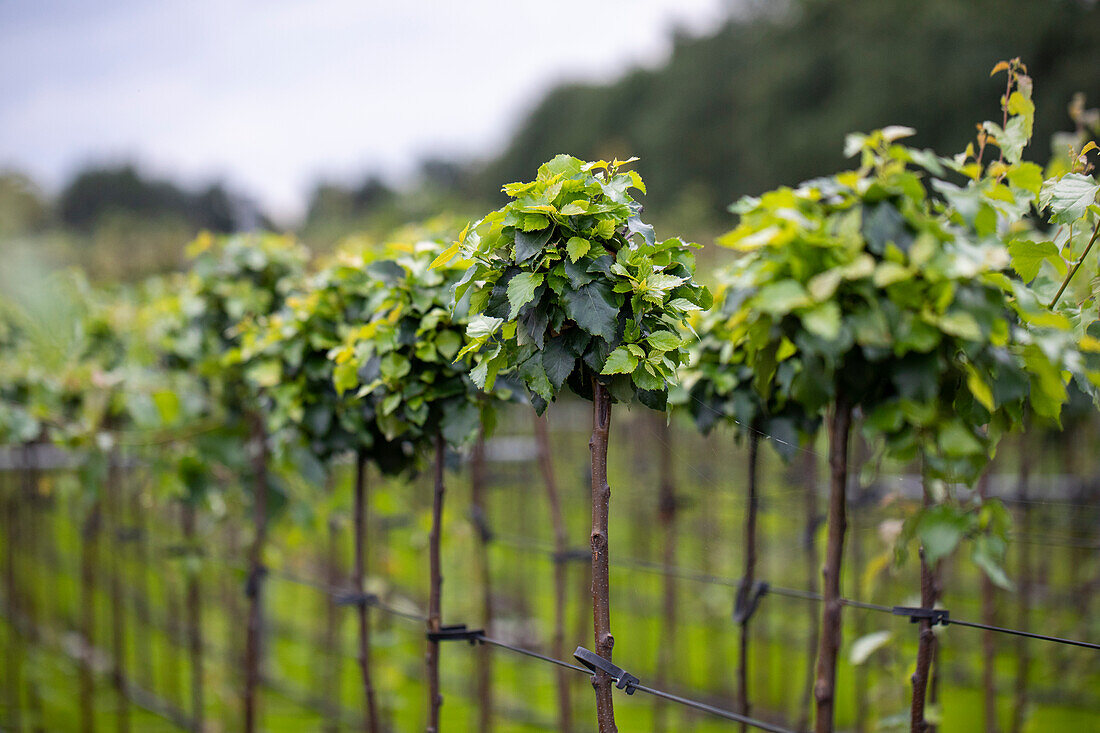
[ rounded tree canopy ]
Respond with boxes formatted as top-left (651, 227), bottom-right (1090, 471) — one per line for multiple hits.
top-left (438, 154), bottom-right (712, 414)
top-left (717, 128), bottom-right (1085, 483)
top-left (325, 235), bottom-right (511, 458)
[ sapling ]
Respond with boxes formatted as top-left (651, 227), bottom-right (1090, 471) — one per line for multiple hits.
top-left (331, 239), bottom-right (508, 732)
top-left (437, 154), bottom-right (710, 732)
top-left (717, 121), bottom-right (1082, 731)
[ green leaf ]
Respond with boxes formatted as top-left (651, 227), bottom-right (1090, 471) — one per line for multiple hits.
top-left (645, 331), bottom-right (681, 352)
top-left (542, 337), bottom-right (575, 389)
top-left (152, 390), bottom-right (181, 424)
top-left (522, 213), bottom-right (549, 231)
top-left (1007, 162), bottom-right (1044, 196)
top-left (429, 240), bottom-right (461, 269)
top-left (755, 280), bottom-right (810, 315)
top-left (1039, 173), bottom-right (1100, 224)
top-left (916, 505), bottom-right (971, 564)
top-left (506, 272), bottom-right (544, 318)
top-left (602, 346), bottom-right (638, 375)
top-left (801, 302), bottom-right (841, 339)
top-left (560, 201), bottom-right (588, 216)
top-left (1008, 239), bottom-right (1062, 282)
top-left (562, 283), bottom-right (620, 342)
top-left (566, 237), bottom-right (591, 263)
top-left (334, 360), bottom-right (358, 396)
top-left (514, 226), bottom-right (554, 264)
top-left (467, 315), bottom-right (503, 339)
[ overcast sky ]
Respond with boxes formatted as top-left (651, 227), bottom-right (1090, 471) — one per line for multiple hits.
top-left (0, 0), bottom-right (732, 221)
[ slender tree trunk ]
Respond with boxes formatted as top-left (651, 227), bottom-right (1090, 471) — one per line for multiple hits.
top-left (323, 515), bottom-right (342, 733)
top-left (534, 413), bottom-right (573, 733)
top-left (910, 470), bottom-right (941, 733)
top-left (243, 412), bottom-right (269, 733)
top-left (81, 496), bottom-right (102, 733)
top-left (653, 416), bottom-right (676, 733)
top-left (426, 433), bottom-right (446, 732)
top-left (850, 485), bottom-right (867, 733)
top-left (737, 431), bottom-right (761, 732)
top-left (813, 398), bottom-right (851, 733)
top-left (4, 456), bottom-right (24, 731)
top-left (107, 455), bottom-right (131, 733)
top-left (798, 449), bottom-right (820, 732)
top-left (165, 503), bottom-right (183, 709)
top-left (20, 446), bottom-right (45, 731)
top-left (130, 475), bottom-right (154, 693)
top-left (588, 379), bottom-right (617, 733)
top-left (469, 429), bottom-right (494, 732)
top-left (1010, 436), bottom-right (1033, 733)
top-left (353, 451), bottom-right (381, 733)
top-left (182, 501), bottom-right (204, 731)
top-left (977, 471), bottom-right (997, 733)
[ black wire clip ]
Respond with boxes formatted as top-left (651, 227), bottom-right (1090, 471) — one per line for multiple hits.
top-left (427, 624), bottom-right (484, 645)
top-left (573, 647), bottom-right (639, 695)
top-left (892, 606), bottom-right (950, 626)
top-left (244, 564), bottom-right (268, 599)
top-left (734, 580), bottom-right (770, 625)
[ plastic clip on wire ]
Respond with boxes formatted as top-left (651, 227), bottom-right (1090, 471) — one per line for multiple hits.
top-left (893, 606), bottom-right (950, 626)
top-left (427, 623), bottom-right (485, 645)
top-left (573, 646), bottom-right (640, 694)
top-left (734, 580), bottom-right (770, 624)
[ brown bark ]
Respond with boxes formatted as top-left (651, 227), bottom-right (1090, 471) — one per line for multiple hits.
top-left (909, 472), bottom-right (940, 733)
top-left (589, 379), bottom-right (617, 733)
top-left (426, 433), bottom-right (446, 732)
top-left (977, 471), bottom-right (997, 733)
top-left (653, 416), bottom-right (676, 733)
top-left (1010, 435), bottom-right (1033, 733)
top-left (243, 412), bottom-right (269, 733)
top-left (353, 451), bottom-right (381, 733)
top-left (737, 431), bottom-right (761, 732)
top-left (80, 497), bottom-right (102, 733)
top-left (534, 413), bottom-right (573, 733)
top-left (323, 516), bottom-right (342, 733)
top-left (798, 449), bottom-right (820, 732)
top-left (107, 456), bottom-right (131, 733)
top-left (182, 501), bottom-right (204, 731)
top-left (469, 429), bottom-right (494, 732)
top-left (5, 457), bottom-right (24, 731)
top-left (813, 398), bottom-right (851, 733)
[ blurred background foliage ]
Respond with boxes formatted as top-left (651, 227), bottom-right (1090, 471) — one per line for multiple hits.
top-left (3, 0), bottom-right (1100, 280)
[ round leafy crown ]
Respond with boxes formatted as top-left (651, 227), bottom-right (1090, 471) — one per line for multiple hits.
top-left (436, 154), bottom-right (712, 413)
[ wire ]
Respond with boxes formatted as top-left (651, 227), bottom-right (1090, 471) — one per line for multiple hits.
top-left (473, 631), bottom-right (798, 733)
top-left (947, 618), bottom-right (1100, 651)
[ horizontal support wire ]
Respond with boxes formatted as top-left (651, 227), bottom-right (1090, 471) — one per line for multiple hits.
top-left (493, 534), bottom-right (1099, 651)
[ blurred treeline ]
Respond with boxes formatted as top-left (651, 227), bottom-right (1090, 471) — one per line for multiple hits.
top-left (4, 0), bottom-right (1100, 280)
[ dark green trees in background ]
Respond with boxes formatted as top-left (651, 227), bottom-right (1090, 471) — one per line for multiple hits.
top-left (482, 0), bottom-right (1100, 227)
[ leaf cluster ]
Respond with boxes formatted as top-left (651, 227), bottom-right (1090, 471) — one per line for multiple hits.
top-left (440, 154), bottom-right (711, 413)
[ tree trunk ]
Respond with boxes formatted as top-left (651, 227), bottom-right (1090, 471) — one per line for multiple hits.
top-left (798, 449), bottom-right (820, 732)
top-left (81, 497), bottom-right (102, 733)
top-left (469, 430), bottom-right (494, 732)
top-left (130, 474), bottom-right (154, 693)
top-left (182, 501), bottom-right (204, 731)
top-left (426, 433), bottom-right (446, 732)
top-left (323, 515), bottom-right (342, 733)
top-left (534, 413), bottom-right (573, 733)
top-left (977, 471), bottom-right (997, 733)
top-left (353, 451), bottom-right (381, 733)
top-left (1010, 436), bottom-right (1033, 733)
top-left (4, 455), bottom-right (24, 731)
top-left (243, 412), bottom-right (269, 733)
top-left (588, 379), bottom-right (617, 733)
top-left (909, 471), bottom-right (941, 733)
top-left (737, 431), bottom-right (761, 732)
top-left (653, 416), bottom-right (676, 733)
top-left (20, 445), bottom-right (46, 731)
top-left (813, 398), bottom-right (851, 733)
top-left (107, 455), bottom-right (131, 733)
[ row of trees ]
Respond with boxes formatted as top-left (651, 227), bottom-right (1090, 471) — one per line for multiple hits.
top-left (2, 62), bottom-right (1099, 732)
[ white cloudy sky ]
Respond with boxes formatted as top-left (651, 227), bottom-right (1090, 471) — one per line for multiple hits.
top-left (0, 0), bottom-right (732, 220)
